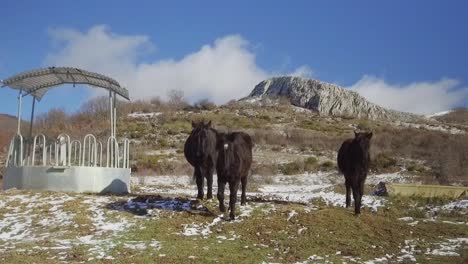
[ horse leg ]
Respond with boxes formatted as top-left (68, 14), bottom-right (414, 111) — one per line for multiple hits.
top-left (345, 177), bottom-right (351, 208)
top-left (195, 167), bottom-right (204, 200)
top-left (206, 166), bottom-right (214, 199)
top-left (352, 185), bottom-right (361, 215)
top-left (241, 176), bottom-right (247, 206)
top-left (345, 176), bottom-right (351, 208)
top-left (359, 178), bottom-right (365, 212)
top-left (229, 180), bottom-right (240, 220)
top-left (217, 180), bottom-right (226, 213)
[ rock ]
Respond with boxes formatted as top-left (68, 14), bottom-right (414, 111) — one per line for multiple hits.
top-left (242, 76), bottom-right (421, 121)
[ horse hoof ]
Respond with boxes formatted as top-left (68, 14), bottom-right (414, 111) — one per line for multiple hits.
top-left (241, 202), bottom-right (246, 206)
top-left (207, 195), bottom-right (213, 200)
top-left (220, 206), bottom-right (226, 213)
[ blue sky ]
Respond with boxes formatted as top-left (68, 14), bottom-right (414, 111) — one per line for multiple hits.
top-left (1, 0), bottom-right (467, 116)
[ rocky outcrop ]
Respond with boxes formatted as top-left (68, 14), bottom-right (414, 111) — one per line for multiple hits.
top-left (242, 76), bottom-right (421, 121)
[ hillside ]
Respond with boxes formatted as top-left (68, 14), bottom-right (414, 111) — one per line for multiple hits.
top-left (0, 114), bottom-right (18, 149)
top-left (1, 96), bottom-right (467, 186)
top-left (123, 102), bottom-right (468, 185)
top-left (1, 98), bottom-right (467, 262)
top-left (242, 76), bottom-right (421, 121)
top-left (0, 114), bottom-right (19, 179)
top-left (433, 107), bottom-right (468, 126)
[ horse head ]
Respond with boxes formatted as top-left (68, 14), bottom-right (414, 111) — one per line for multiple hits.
top-left (190, 120), bottom-right (213, 157)
top-left (353, 131), bottom-right (373, 151)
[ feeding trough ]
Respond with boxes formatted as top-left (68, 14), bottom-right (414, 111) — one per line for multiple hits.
top-left (1, 67), bottom-right (131, 194)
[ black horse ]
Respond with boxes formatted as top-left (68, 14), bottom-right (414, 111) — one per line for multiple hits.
top-left (337, 131), bottom-right (373, 215)
top-left (216, 132), bottom-right (253, 220)
top-left (184, 120), bottom-right (218, 200)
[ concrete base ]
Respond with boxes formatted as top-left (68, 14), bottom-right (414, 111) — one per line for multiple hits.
top-left (3, 166), bottom-right (131, 194)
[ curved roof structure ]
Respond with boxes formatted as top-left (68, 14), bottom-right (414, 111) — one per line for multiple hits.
top-left (0, 67), bottom-right (130, 101)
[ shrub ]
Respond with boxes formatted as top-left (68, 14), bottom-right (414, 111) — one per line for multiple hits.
top-left (304, 156), bottom-right (319, 172)
top-left (320, 161), bottom-right (335, 171)
top-left (357, 120), bottom-right (372, 131)
top-left (252, 163), bottom-right (278, 176)
top-left (372, 152), bottom-right (398, 172)
top-left (407, 163), bottom-right (427, 174)
top-left (162, 121), bottom-right (191, 135)
top-left (279, 160), bottom-right (304, 175)
top-left (167, 89), bottom-right (189, 110)
top-left (194, 99), bottom-right (217, 111)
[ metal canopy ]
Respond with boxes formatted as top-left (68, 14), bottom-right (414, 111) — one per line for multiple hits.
top-left (0, 67), bottom-right (130, 101)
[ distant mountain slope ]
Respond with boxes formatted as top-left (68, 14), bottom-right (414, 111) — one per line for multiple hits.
top-left (0, 114), bottom-right (18, 132)
top-left (242, 76), bottom-right (421, 121)
top-left (0, 114), bottom-right (18, 151)
top-left (432, 107), bottom-right (468, 126)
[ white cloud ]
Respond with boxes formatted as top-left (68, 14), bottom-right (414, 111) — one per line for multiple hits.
top-left (46, 25), bottom-right (467, 114)
top-left (348, 75), bottom-right (468, 115)
top-left (289, 65), bottom-right (314, 78)
top-left (45, 25), bottom-right (308, 104)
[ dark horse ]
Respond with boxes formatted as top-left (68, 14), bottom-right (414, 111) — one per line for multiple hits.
top-left (184, 120), bottom-right (218, 199)
top-left (337, 131), bottom-right (373, 215)
top-left (216, 132), bottom-right (253, 220)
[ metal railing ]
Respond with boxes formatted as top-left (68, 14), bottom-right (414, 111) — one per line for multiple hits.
top-left (6, 134), bottom-right (24, 167)
top-left (5, 133), bottom-right (130, 169)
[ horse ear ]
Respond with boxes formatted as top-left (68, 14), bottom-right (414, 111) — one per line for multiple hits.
top-left (192, 120), bottom-right (196, 128)
top-left (367, 132), bottom-right (373, 139)
top-left (206, 120), bottom-right (212, 128)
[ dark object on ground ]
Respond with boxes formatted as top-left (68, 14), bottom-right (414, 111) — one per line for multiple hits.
top-left (372, 181), bottom-right (388, 196)
top-left (184, 120), bottom-right (218, 200)
top-left (337, 131), bottom-right (373, 214)
top-left (216, 132), bottom-right (253, 220)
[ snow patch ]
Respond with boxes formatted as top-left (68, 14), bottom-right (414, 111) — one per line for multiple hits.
top-left (426, 110), bottom-right (453, 118)
top-left (128, 112), bottom-right (162, 118)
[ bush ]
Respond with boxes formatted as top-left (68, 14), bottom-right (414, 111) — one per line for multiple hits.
top-left (252, 163), bottom-right (278, 176)
top-left (372, 152), bottom-right (398, 172)
top-left (279, 160), bottom-right (304, 175)
top-left (304, 156), bottom-right (319, 172)
top-left (162, 121), bottom-right (191, 135)
top-left (320, 161), bottom-right (335, 171)
top-left (194, 99), bottom-right (217, 111)
top-left (407, 163), bottom-right (427, 174)
top-left (167, 89), bottom-right (189, 110)
top-left (357, 120), bottom-right (372, 131)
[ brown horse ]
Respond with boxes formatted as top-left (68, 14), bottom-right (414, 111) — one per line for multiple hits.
top-left (216, 132), bottom-right (253, 220)
top-left (337, 131), bottom-right (373, 215)
top-left (184, 121), bottom-right (218, 200)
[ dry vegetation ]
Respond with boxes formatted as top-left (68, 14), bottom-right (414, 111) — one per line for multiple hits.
top-left (0, 97), bottom-right (467, 263)
top-left (1, 94), bottom-right (467, 185)
top-left (435, 107), bottom-right (468, 126)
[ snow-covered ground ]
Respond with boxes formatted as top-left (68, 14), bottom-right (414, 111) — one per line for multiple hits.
top-left (426, 110), bottom-right (453, 118)
top-left (1, 172), bottom-right (466, 263)
top-left (395, 121), bottom-right (466, 134)
top-left (0, 192), bottom-right (163, 260)
top-left (127, 112), bottom-right (162, 119)
top-left (132, 172), bottom-right (414, 212)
